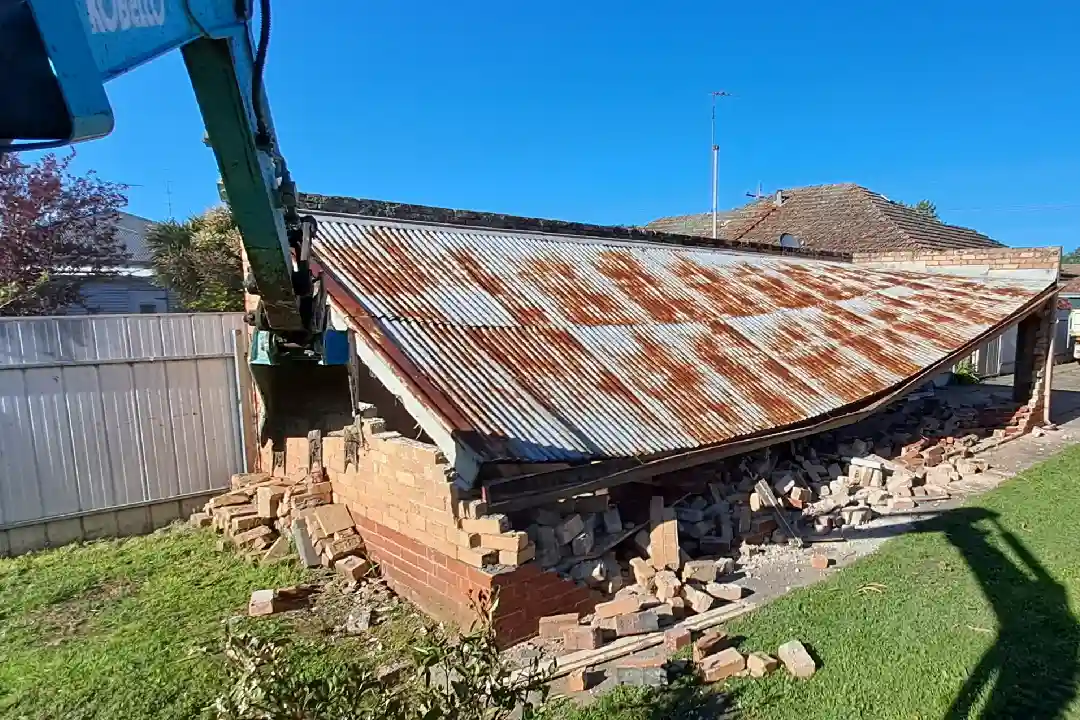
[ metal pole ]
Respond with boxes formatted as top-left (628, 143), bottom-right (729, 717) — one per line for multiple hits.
top-left (709, 91), bottom-right (729, 239)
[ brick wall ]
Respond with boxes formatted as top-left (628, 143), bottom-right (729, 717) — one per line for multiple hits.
top-left (1013, 298), bottom-right (1057, 431)
top-left (266, 412), bottom-right (600, 645)
top-left (852, 246), bottom-right (1062, 273)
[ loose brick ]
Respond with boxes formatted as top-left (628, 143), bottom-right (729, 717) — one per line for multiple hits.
top-left (480, 530), bottom-right (529, 552)
top-left (693, 629), bottom-right (730, 662)
top-left (595, 596), bottom-right (643, 619)
top-left (189, 512), bottom-right (211, 528)
top-left (602, 508), bottom-right (623, 534)
top-left (663, 627), bottom-right (691, 653)
top-left (629, 557), bottom-right (656, 588)
top-left (682, 584), bottom-right (715, 614)
top-left (457, 547), bottom-right (497, 568)
top-left (498, 543), bottom-right (535, 565)
top-left (233, 525), bottom-right (274, 550)
top-left (810, 553), bottom-right (831, 570)
top-left (571, 529), bottom-right (595, 556)
top-left (701, 647), bottom-right (745, 682)
top-left (461, 514), bottom-right (511, 535)
top-left (704, 582), bottom-right (743, 602)
top-left (230, 514), bottom-right (267, 534)
top-left (324, 535), bottom-right (365, 564)
top-left (648, 497), bottom-right (680, 570)
top-left (231, 472), bottom-right (270, 489)
top-left (533, 508), bottom-right (563, 526)
top-left (789, 486), bottom-right (811, 503)
top-left (554, 514), bottom-right (585, 545)
top-left (209, 491), bottom-right (250, 509)
top-left (566, 667), bottom-right (593, 692)
top-left (747, 652), bottom-right (778, 678)
top-left (614, 610), bottom-right (659, 637)
top-left (654, 570), bottom-right (682, 602)
top-left (539, 613), bottom-right (580, 639)
top-left (248, 589), bottom-right (280, 616)
top-left (681, 559), bottom-right (718, 583)
top-left (256, 485), bottom-right (287, 518)
top-left (313, 504), bottom-right (355, 536)
top-left (563, 624), bottom-right (603, 651)
top-left (778, 639), bottom-right (817, 678)
top-left (335, 555), bottom-right (370, 582)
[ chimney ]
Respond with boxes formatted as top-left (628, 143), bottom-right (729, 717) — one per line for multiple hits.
top-left (774, 190), bottom-right (784, 207)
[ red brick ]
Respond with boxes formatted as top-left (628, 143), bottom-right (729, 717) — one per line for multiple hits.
top-left (664, 627), bottom-right (691, 654)
top-left (563, 625), bottom-right (603, 651)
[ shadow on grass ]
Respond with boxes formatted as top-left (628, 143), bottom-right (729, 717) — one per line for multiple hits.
top-left (921, 508), bottom-right (1080, 719)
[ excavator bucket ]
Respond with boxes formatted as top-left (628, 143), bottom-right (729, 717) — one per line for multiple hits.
top-left (248, 329), bottom-right (357, 456)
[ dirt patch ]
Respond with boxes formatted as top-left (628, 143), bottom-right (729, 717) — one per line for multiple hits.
top-left (25, 577), bottom-right (141, 647)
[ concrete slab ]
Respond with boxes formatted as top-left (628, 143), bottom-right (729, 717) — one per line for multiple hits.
top-left (0, 530), bottom-right (9, 557)
top-left (8, 525), bottom-right (47, 555)
top-left (115, 507), bottom-right (152, 536)
top-left (45, 518), bottom-right (84, 547)
top-left (150, 501), bottom-right (182, 529)
top-left (82, 511), bottom-right (120, 541)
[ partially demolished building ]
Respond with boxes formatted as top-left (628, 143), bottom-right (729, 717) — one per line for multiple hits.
top-left (248, 196), bottom-right (1060, 644)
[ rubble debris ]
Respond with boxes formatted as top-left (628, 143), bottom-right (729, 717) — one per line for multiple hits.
top-left (613, 656), bottom-right (668, 687)
top-left (345, 607), bottom-right (373, 634)
top-left (194, 471), bottom-right (370, 571)
top-left (778, 639), bottom-right (817, 678)
top-left (809, 553), bottom-right (831, 570)
top-left (248, 584), bottom-right (319, 617)
top-left (539, 612), bottom-right (581, 639)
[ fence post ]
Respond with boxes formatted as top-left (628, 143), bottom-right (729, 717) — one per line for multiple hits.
top-left (233, 328), bottom-right (258, 473)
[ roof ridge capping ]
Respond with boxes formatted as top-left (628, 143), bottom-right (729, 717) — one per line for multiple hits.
top-left (298, 193), bottom-right (852, 261)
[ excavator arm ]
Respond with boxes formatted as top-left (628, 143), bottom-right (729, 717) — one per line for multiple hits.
top-left (1, 0), bottom-right (354, 451)
top-left (0, 0), bottom-right (338, 358)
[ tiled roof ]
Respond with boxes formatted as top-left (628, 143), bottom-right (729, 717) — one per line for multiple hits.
top-left (1060, 263), bottom-right (1080, 294)
top-left (647, 184), bottom-right (1004, 254)
top-left (310, 205), bottom-right (1052, 469)
top-left (643, 211), bottom-right (735, 237)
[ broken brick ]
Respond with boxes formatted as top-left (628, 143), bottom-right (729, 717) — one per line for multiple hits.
top-left (335, 555), bottom-right (370, 582)
top-left (810, 553), bottom-right (831, 570)
top-left (681, 559), bottom-right (718, 584)
top-left (704, 582), bottom-right (744, 602)
top-left (692, 629), bottom-right (730, 663)
top-left (747, 651), bottom-right (779, 677)
top-left (682, 584), bottom-right (715, 614)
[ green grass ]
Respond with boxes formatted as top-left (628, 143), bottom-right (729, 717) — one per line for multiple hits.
top-left (559, 444), bottom-right (1080, 720)
top-left (0, 525), bottom-right (424, 720)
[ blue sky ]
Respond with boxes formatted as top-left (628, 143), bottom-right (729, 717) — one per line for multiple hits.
top-left (54, 0), bottom-right (1080, 249)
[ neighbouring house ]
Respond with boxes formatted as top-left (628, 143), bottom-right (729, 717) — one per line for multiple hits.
top-left (68, 211), bottom-right (177, 315)
top-left (645, 183), bottom-right (1003, 253)
top-left (238, 194), bottom-right (1059, 645)
top-left (648, 183), bottom-right (1070, 374)
top-left (1057, 264), bottom-right (1080, 356)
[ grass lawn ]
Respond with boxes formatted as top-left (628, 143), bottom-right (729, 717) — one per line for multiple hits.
top-left (559, 443), bottom-right (1080, 720)
top-left (0, 525), bottom-right (427, 720)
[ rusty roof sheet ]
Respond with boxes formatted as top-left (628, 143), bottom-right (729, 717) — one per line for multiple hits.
top-left (313, 213), bottom-right (1053, 464)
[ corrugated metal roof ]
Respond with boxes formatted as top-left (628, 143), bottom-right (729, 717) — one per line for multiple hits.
top-left (312, 213), bottom-right (1053, 464)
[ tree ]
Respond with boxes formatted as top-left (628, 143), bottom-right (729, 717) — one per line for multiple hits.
top-left (147, 205), bottom-right (244, 311)
top-left (1062, 249), bottom-right (1080, 264)
top-left (905, 199), bottom-right (940, 221)
top-left (0, 152), bottom-right (129, 315)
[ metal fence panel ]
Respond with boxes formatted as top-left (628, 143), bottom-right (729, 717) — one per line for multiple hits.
top-left (0, 313), bottom-right (246, 528)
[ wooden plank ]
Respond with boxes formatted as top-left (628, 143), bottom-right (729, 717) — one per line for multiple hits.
top-left (233, 329), bottom-right (259, 473)
top-left (541, 601), bottom-right (757, 681)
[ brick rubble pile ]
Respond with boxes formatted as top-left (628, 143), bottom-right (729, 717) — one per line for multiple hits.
top-left (189, 471), bottom-right (368, 575)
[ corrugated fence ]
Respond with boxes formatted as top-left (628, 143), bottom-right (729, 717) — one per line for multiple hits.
top-left (0, 313), bottom-right (246, 531)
